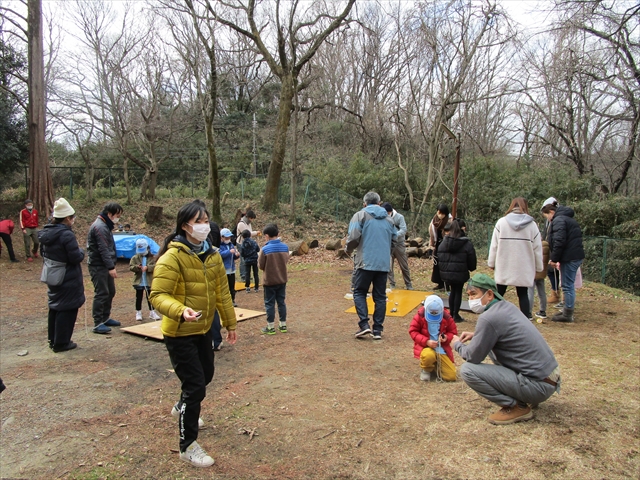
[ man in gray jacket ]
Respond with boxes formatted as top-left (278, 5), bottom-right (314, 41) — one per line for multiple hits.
top-left (87, 202), bottom-right (123, 334)
top-left (382, 202), bottom-right (412, 290)
top-left (346, 192), bottom-right (396, 340)
top-left (453, 273), bottom-right (560, 425)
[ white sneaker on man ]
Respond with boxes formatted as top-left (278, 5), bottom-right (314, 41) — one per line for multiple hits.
top-left (135, 310), bottom-right (143, 321)
top-left (171, 403), bottom-right (204, 428)
top-left (179, 441), bottom-right (214, 467)
top-left (149, 310), bottom-right (161, 320)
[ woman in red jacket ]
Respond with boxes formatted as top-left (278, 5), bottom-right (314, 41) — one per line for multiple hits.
top-left (409, 295), bottom-right (458, 382)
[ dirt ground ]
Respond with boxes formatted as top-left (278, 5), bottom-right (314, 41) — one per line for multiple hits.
top-left (1, 211), bottom-right (639, 479)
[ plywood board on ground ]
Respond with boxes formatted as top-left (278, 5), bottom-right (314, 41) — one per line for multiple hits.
top-left (441, 297), bottom-right (471, 312)
top-left (235, 281), bottom-right (256, 291)
top-left (344, 289), bottom-right (430, 317)
top-left (122, 308), bottom-right (266, 340)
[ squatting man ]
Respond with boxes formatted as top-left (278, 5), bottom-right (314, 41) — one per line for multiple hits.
top-left (452, 274), bottom-right (561, 425)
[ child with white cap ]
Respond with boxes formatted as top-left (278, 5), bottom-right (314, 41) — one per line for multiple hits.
top-left (129, 238), bottom-right (160, 321)
top-left (409, 294), bottom-right (458, 382)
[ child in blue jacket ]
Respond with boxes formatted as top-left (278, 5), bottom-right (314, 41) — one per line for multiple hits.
top-left (240, 229), bottom-right (260, 293)
top-left (219, 228), bottom-right (240, 306)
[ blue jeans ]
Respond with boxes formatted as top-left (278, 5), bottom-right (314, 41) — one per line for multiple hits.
top-left (264, 284), bottom-right (286, 324)
top-left (353, 269), bottom-right (387, 332)
top-left (560, 259), bottom-right (582, 309)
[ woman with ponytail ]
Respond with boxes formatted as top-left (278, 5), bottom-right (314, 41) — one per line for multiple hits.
top-left (150, 201), bottom-right (237, 468)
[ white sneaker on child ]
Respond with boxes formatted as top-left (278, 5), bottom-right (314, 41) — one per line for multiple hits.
top-left (149, 310), bottom-right (161, 320)
top-left (135, 310), bottom-right (143, 321)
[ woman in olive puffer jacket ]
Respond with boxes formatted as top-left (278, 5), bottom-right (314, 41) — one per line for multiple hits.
top-left (150, 201), bottom-right (237, 468)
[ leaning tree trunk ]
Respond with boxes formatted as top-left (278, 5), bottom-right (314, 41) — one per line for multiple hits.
top-left (263, 74), bottom-right (295, 212)
top-left (27, 0), bottom-right (54, 215)
top-left (148, 168), bottom-right (158, 200)
top-left (123, 157), bottom-right (132, 204)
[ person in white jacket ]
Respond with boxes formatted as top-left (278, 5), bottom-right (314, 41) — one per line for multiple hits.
top-left (488, 197), bottom-right (543, 319)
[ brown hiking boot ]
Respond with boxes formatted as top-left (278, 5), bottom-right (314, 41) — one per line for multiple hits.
top-left (547, 290), bottom-right (559, 304)
top-left (488, 404), bottom-right (533, 425)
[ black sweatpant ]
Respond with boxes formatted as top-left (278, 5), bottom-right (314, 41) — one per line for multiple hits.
top-left (244, 262), bottom-right (259, 289)
top-left (89, 265), bottom-right (116, 325)
top-left (497, 284), bottom-right (531, 319)
top-left (226, 273), bottom-right (236, 302)
top-left (448, 282), bottom-right (464, 319)
top-left (48, 308), bottom-right (78, 348)
top-left (164, 328), bottom-right (215, 452)
top-left (0, 233), bottom-right (17, 261)
top-left (135, 286), bottom-right (152, 311)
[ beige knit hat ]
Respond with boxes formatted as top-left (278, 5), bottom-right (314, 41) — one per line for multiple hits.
top-left (53, 198), bottom-right (75, 218)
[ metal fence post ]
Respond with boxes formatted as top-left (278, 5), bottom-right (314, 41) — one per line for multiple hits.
top-left (601, 237), bottom-right (608, 285)
top-left (69, 167), bottom-right (73, 199)
top-left (108, 168), bottom-right (112, 197)
top-left (303, 178), bottom-right (311, 209)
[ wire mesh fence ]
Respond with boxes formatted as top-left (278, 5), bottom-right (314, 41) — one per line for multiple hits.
top-left (39, 166), bottom-right (640, 296)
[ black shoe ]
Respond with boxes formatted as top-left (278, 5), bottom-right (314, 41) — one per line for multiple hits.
top-left (11, 259), bottom-right (20, 263)
top-left (454, 314), bottom-right (465, 323)
top-left (355, 326), bottom-right (371, 338)
top-left (52, 341), bottom-right (77, 353)
top-left (371, 331), bottom-right (382, 340)
top-left (433, 284), bottom-right (445, 291)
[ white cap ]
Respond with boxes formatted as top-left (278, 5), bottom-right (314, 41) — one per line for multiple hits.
top-left (542, 197), bottom-right (557, 208)
top-left (53, 198), bottom-right (75, 218)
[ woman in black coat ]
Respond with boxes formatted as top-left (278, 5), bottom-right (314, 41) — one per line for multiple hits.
top-left (38, 198), bottom-right (85, 352)
top-left (437, 220), bottom-right (477, 323)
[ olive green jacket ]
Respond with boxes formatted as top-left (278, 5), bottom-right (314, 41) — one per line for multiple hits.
top-left (150, 240), bottom-right (237, 337)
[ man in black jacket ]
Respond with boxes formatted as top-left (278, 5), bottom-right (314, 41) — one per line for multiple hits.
top-left (87, 202), bottom-right (123, 334)
top-left (543, 204), bottom-right (585, 323)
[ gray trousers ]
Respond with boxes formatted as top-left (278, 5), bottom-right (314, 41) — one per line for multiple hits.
top-left (23, 227), bottom-right (39, 257)
top-left (388, 244), bottom-right (412, 288)
top-left (89, 265), bottom-right (116, 326)
top-left (459, 362), bottom-right (556, 407)
top-left (528, 278), bottom-right (547, 313)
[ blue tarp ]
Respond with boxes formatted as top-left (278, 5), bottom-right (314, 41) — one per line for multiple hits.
top-left (113, 233), bottom-right (160, 259)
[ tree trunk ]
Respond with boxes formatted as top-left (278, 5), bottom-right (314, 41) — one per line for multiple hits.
top-left (290, 86), bottom-right (299, 220)
top-left (148, 169), bottom-right (157, 200)
top-left (289, 240), bottom-right (309, 256)
top-left (145, 206), bottom-right (164, 224)
top-left (140, 168), bottom-right (151, 200)
top-left (86, 165), bottom-right (94, 202)
top-left (123, 157), bottom-right (132, 204)
top-left (263, 73), bottom-right (295, 212)
top-left (27, 0), bottom-right (54, 216)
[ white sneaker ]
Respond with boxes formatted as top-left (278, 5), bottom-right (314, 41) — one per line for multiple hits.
top-left (171, 403), bottom-right (205, 428)
top-left (420, 369), bottom-right (431, 382)
top-left (135, 311), bottom-right (143, 321)
top-left (179, 441), bottom-right (214, 467)
top-left (149, 310), bottom-right (161, 320)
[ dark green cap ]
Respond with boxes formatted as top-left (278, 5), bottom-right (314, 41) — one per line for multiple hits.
top-left (467, 273), bottom-right (504, 300)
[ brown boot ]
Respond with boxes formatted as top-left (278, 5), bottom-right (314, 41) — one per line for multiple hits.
top-left (488, 404), bottom-right (533, 425)
top-left (547, 289), bottom-right (559, 304)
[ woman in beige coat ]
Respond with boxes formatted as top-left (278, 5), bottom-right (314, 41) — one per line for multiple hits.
top-left (488, 198), bottom-right (543, 319)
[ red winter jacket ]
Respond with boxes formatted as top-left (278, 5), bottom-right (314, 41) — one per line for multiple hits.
top-left (20, 208), bottom-right (39, 229)
top-left (409, 306), bottom-right (458, 363)
top-left (0, 219), bottom-right (15, 235)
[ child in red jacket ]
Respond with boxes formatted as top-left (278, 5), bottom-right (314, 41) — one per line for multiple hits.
top-left (409, 295), bottom-right (458, 382)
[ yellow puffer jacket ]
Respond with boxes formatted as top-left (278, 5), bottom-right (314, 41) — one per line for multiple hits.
top-left (150, 240), bottom-right (237, 338)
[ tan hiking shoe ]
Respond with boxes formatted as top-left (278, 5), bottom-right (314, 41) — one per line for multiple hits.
top-left (488, 404), bottom-right (533, 425)
top-left (547, 290), bottom-right (559, 304)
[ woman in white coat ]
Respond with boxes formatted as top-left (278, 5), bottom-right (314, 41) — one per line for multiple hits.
top-left (488, 197), bottom-right (543, 319)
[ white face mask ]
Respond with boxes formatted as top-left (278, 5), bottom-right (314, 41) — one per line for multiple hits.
top-left (222, 238), bottom-right (231, 244)
top-left (468, 291), bottom-right (488, 314)
top-left (188, 223), bottom-right (210, 242)
top-left (112, 216), bottom-right (120, 224)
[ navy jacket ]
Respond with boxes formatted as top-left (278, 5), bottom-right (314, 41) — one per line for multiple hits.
top-left (38, 224), bottom-right (86, 311)
top-left (548, 206), bottom-right (585, 263)
top-left (240, 237), bottom-right (260, 264)
top-left (437, 235), bottom-right (477, 284)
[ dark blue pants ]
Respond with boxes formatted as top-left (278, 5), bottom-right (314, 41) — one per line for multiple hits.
top-left (164, 327), bottom-right (214, 452)
top-left (211, 311), bottom-right (222, 348)
top-left (264, 284), bottom-right (286, 324)
top-left (353, 269), bottom-right (387, 332)
top-left (244, 262), bottom-right (259, 289)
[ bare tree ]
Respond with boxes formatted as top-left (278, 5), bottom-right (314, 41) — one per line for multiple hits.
top-left (27, 0), bottom-right (54, 214)
top-left (207, 0), bottom-right (356, 211)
